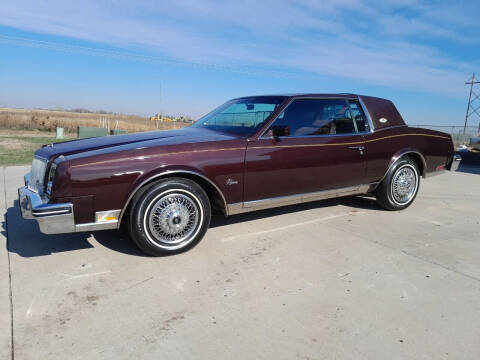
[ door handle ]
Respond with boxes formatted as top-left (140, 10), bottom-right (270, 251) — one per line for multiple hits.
top-left (348, 145), bottom-right (365, 151)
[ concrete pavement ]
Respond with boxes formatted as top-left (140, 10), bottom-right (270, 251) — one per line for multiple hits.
top-left (1, 165), bottom-right (480, 359)
top-left (1, 168), bottom-right (13, 360)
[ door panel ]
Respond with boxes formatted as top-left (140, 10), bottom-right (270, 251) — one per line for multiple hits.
top-left (244, 135), bottom-right (366, 202)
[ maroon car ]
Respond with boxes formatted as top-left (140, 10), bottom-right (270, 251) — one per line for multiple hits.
top-left (19, 94), bottom-right (461, 255)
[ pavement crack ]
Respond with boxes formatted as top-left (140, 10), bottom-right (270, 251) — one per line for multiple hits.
top-left (333, 223), bottom-right (480, 284)
top-left (396, 248), bottom-right (480, 283)
top-left (117, 276), bottom-right (154, 292)
top-left (3, 167), bottom-right (15, 359)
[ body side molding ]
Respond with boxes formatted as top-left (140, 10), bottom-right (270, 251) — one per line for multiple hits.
top-left (228, 184), bottom-right (371, 215)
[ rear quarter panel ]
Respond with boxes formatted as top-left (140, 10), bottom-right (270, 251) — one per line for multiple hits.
top-left (364, 126), bottom-right (453, 183)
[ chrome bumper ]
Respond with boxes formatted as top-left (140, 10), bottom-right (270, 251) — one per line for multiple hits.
top-left (18, 174), bottom-right (74, 234)
top-left (448, 154), bottom-right (462, 172)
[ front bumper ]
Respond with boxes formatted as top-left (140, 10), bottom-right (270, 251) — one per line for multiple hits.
top-left (18, 174), bottom-right (74, 234)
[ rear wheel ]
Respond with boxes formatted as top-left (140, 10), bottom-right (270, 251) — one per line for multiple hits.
top-left (375, 157), bottom-right (420, 211)
top-left (128, 178), bottom-right (211, 256)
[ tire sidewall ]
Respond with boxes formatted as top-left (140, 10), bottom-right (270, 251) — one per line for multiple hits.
top-left (130, 178), bottom-right (211, 255)
top-left (385, 159), bottom-right (420, 209)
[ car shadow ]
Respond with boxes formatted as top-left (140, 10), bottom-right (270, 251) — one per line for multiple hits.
top-left (5, 196), bottom-right (382, 258)
top-left (3, 200), bottom-right (147, 258)
top-left (210, 195), bottom-right (381, 228)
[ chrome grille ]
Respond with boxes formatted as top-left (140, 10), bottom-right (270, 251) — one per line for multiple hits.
top-left (28, 157), bottom-right (47, 193)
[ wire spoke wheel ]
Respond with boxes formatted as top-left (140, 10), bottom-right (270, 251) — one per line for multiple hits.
top-left (130, 178), bottom-right (211, 256)
top-left (147, 192), bottom-right (200, 246)
top-left (391, 165), bottom-right (417, 205)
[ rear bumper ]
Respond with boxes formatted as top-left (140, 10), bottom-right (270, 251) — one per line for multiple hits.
top-left (447, 154), bottom-right (462, 172)
top-left (18, 174), bottom-right (75, 234)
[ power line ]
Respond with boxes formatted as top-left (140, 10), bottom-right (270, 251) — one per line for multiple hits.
top-left (0, 34), bottom-right (305, 80)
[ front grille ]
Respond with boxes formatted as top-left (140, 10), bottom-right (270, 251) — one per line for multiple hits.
top-left (28, 157), bottom-right (48, 193)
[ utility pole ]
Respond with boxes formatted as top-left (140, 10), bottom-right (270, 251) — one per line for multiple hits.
top-left (463, 72), bottom-right (480, 136)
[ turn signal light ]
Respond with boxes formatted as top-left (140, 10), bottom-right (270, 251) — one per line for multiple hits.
top-left (95, 210), bottom-right (121, 223)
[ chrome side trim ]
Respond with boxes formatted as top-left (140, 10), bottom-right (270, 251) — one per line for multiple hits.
top-left (227, 203), bottom-right (244, 215)
top-left (259, 131), bottom-right (371, 141)
top-left (118, 170), bottom-right (229, 226)
top-left (75, 221), bottom-right (119, 232)
top-left (227, 184), bottom-right (371, 215)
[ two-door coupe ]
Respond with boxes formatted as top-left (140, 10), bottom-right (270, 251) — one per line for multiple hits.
top-left (19, 94), bottom-right (461, 255)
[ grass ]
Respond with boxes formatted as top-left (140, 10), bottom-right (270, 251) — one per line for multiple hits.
top-left (0, 136), bottom-right (75, 166)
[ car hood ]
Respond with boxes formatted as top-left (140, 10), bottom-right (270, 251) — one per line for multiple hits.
top-left (35, 127), bottom-right (240, 159)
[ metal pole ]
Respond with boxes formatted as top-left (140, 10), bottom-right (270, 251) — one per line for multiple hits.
top-left (463, 73), bottom-right (474, 136)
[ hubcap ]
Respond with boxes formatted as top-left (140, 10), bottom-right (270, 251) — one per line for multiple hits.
top-left (391, 165), bottom-right (417, 204)
top-left (147, 193), bottom-right (199, 245)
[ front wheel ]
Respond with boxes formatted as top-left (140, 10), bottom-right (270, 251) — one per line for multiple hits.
top-left (375, 157), bottom-right (420, 211)
top-left (128, 178), bottom-right (211, 256)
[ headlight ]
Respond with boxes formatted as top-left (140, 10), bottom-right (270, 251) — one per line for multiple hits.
top-left (28, 157), bottom-right (47, 193)
top-left (46, 163), bottom-right (57, 195)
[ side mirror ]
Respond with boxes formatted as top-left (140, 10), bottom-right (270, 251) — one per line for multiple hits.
top-left (271, 125), bottom-right (290, 140)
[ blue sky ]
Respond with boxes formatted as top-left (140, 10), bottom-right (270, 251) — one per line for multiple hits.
top-left (1, 0), bottom-right (479, 126)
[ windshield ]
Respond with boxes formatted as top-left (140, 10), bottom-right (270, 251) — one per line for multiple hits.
top-left (191, 96), bottom-right (287, 136)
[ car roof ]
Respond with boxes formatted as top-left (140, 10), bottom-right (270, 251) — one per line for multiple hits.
top-left (233, 93), bottom-right (361, 99)
top-left (233, 93), bottom-right (393, 104)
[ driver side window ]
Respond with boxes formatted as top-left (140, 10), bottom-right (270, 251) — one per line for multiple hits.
top-left (268, 99), bottom-right (358, 137)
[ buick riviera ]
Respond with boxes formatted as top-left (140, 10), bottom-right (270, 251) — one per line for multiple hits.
top-left (19, 94), bottom-right (461, 255)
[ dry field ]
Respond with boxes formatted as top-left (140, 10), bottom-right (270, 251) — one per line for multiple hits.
top-left (0, 107), bottom-right (188, 134)
top-left (0, 108), bottom-right (190, 165)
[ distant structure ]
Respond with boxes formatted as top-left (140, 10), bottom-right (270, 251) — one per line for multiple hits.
top-left (150, 113), bottom-right (193, 123)
top-left (464, 73), bottom-right (480, 135)
top-left (150, 113), bottom-right (164, 121)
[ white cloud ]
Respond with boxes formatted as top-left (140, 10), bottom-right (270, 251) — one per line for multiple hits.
top-left (0, 0), bottom-right (478, 97)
